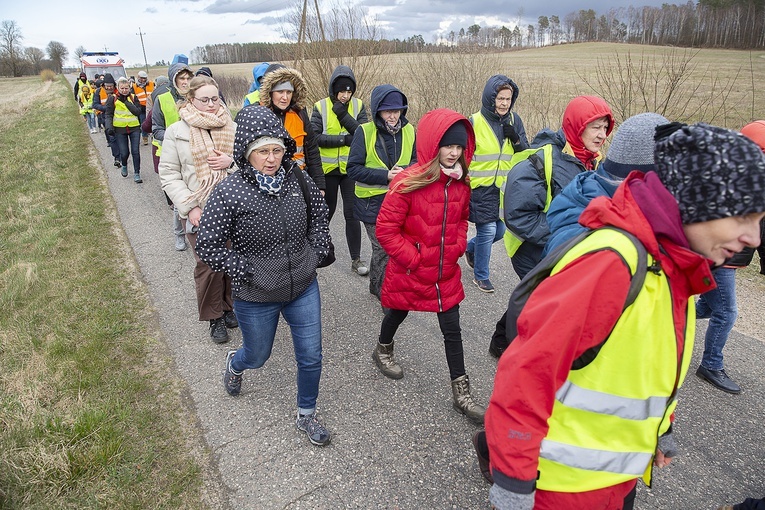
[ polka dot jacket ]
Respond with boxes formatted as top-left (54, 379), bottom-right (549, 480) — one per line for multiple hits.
top-left (195, 105), bottom-right (331, 303)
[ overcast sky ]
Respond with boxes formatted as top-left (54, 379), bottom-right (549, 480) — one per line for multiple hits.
top-left (5, 0), bottom-right (675, 68)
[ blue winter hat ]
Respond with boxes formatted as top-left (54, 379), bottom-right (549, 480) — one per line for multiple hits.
top-left (377, 91), bottom-right (405, 111)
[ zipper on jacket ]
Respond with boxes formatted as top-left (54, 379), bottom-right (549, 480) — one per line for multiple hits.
top-left (275, 193), bottom-right (295, 299)
top-left (436, 179), bottom-right (452, 312)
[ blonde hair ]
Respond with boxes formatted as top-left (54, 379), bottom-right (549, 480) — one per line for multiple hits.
top-left (391, 151), bottom-right (468, 194)
top-left (116, 77), bottom-right (130, 87)
top-left (184, 75), bottom-right (219, 103)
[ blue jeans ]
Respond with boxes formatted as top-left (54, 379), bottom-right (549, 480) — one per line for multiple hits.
top-left (467, 220), bottom-right (505, 280)
top-left (230, 279), bottom-right (323, 413)
top-left (116, 128), bottom-right (141, 173)
top-left (85, 112), bottom-right (96, 130)
top-left (696, 267), bottom-right (737, 371)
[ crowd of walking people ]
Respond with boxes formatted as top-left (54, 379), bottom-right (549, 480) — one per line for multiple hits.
top-left (74, 59), bottom-right (765, 509)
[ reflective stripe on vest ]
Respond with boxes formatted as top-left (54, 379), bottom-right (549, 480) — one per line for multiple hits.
top-left (500, 144), bottom-right (554, 257)
top-left (535, 229), bottom-right (694, 492)
top-left (284, 110), bottom-right (306, 169)
top-left (113, 98), bottom-right (140, 128)
top-left (243, 90), bottom-right (260, 107)
top-left (468, 112), bottom-right (515, 189)
top-left (354, 122), bottom-right (415, 199)
top-left (133, 82), bottom-right (153, 106)
top-left (155, 91), bottom-right (180, 157)
top-left (316, 97), bottom-right (362, 174)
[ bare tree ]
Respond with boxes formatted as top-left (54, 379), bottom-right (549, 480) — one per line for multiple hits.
top-left (74, 45), bottom-right (85, 62)
top-left (1, 19), bottom-right (24, 77)
top-left (25, 46), bottom-right (44, 73)
top-left (46, 40), bottom-right (67, 73)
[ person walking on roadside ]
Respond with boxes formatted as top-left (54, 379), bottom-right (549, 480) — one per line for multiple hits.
top-left (258, 66), bottom-right (326, 191)
top-left (160, 75), bottom-right (238, 343)
top-left (195, 67), bottom-right (226, 105)
top-left (488, 96), bottom-right (613, 358)
top-left (242, 62), bottom-right (269, 107)
top-left (483, 123), bottom-right (765, 510)
top-left (74, 71), bottom-right (87, 101)
top-left (311, 65), bottom-right (370, 276)
top-left (93, 73), bottom-right (122, 168)
top-left (196, 106), bottom-right (332, 447)
top-left (372, 108), bottom-right (485, 424)
top-left (465, 75), bottom-right (529, 293)
top-left (79, 84), bottom-right (97, 134)
top-left (347, 85), bottom-right (417, 302)
top-left (154, 63), bottom-right (194, 251)
top-left (106, 77), bottom-right (143, 183)
top-left (132, 70), bottom-right (154, 146)
top-left (693, 119), bottom-right (765, 394)
top-left (741, 120), bottom-right (765, 275)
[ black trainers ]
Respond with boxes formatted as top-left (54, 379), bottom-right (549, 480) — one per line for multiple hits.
top-left (223, 310), bottom-right (239, 329)
top-left (114, 158), bottom-right (122, 168)
top-left (465, 251), bottom-right (475, 269)
top-left (209, 317), bottom-right (229, 343)
top-left (223, 350), bottom-right (243, 396)
top-left (696, 366), bottom-right (741, 394)
top-left (296, 411), bottom-right (331, 446)
top-left (473, 278), bottom-right (495, 293)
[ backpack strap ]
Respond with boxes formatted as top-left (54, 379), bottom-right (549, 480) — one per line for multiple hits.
top-left (504, 226), bottom-right (649, 370)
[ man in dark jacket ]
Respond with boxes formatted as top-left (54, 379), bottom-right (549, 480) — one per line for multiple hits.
top-left (92, 73), bottom-right (122, 167)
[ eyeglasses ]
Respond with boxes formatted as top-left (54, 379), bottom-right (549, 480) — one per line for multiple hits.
top-left (254, 147), bottom-right (285, 158)
top-left (194, 96), bottom-right (220, 105)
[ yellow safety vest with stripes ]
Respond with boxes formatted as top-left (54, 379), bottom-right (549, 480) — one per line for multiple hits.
top-left (113, 97), bottom-right (140, 128)
top-left (354, 122), bottom-right (415, 199)
top-left (499, 144), bottom-right (554, 257)
top-left (468, 112), bottom-right (517, 190)
top-left (315, 97), bottom-right (362, 174)
top-left (79, 93), bottom-right (94, 115)
top-left (537, 228), bottom-right (694, 491)
top-left (153, 91), bottom-right (180, 156)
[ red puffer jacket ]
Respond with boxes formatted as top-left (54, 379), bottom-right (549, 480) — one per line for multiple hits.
top-left (377, 108), bottom-right (475, 312)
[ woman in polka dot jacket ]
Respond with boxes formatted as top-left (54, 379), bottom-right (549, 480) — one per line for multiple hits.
top-left (196, 105), bottom-right (333, 446)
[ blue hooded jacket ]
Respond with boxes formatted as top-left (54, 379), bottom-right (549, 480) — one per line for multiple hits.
top-left (247, 62), bottom-right (270, 94)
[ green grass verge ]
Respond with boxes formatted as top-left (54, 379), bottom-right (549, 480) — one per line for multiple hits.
top-left (0, 77), bottom-right (207, 509)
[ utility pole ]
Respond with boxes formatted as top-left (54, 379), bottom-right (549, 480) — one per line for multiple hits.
top-left (137, 27), bottom-right (150, 75)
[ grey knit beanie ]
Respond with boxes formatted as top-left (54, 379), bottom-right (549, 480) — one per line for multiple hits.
top-left (654, 122), bottom-right (765, 224)
top-left (601, 112), bottom-right (669, 178)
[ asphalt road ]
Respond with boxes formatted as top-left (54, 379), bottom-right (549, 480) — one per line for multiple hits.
top-left (79, 85), bottom-right (764, 509)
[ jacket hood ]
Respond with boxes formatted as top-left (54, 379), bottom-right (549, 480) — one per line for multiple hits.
top-left (328, 65), bottom-right (357, 97)
top-left (233, 105), bottom-right (297, 171)
top-left (259, 67), bottom-right (308, 111)
top-left (168, 63), bottom-right (192, 92)
top-left (480, 74), bottom-right (519, 117)
top-left (530, 128), bottom-right (565, 149)
top-left (249, 62), bottom-right (270, 92)
top-left (370, 84), bottom-right (408, 118)
top-left (562, 95), bottom-right (614, 167)
top-left (415, 108), bottom-right (475, 169)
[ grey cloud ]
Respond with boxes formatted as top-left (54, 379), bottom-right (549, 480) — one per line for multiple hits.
top-left (204, 0), bottom-right (284, 15)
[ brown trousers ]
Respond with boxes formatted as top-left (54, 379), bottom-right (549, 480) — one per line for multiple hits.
top-left (184, 219), bottom-right (233, 321)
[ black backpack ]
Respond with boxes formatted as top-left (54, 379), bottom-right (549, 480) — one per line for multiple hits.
top-left (504, 226), bottom-right (653, 369)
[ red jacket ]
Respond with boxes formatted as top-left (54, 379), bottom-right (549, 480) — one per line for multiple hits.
top-left (377, 109), bottom-right (475, 312)
top-left (485, 172), bottom-right (715, 509)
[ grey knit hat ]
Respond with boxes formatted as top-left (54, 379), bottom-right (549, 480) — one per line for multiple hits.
top-left (654, 122), bottom-right (765, 224)
top-left (601, 112), bottom-right (669, 178)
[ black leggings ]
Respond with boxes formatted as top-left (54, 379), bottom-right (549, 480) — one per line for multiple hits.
top-left (324, 172), bottom-right (362, 260)
top-left (379, 305), bottom-right (465, 380)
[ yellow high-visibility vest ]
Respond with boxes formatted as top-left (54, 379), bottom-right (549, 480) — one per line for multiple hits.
top-left (354, 122), bottom-right (415, 199)
top-left (316, 97), bottom-right (362, 174)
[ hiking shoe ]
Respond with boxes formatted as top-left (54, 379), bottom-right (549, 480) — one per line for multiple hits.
top-left (223, 310), bottom-right (239, 329)
top-left (133, 173), bottom-right (143, 183)
top-left (210, 317), bottom-right (229, 343)
top-left (223, 350), bottom-right (243, 396)
top-left (142, 135), bottom-right (149, 146)
top-left (114, 158), bottom-right (122, 168)
top-left (352, 258), bottom-right (369, 276)
top-left (175, 234), bottom-right (187, 251)
top-left (473, 278), bottom-right (495, 293)
top-left (296, 411), bottom-right (331, 446)
top-left (120, 165), bottom-right (128, 177)
top-left (465, 250), bottom-right (475, 269)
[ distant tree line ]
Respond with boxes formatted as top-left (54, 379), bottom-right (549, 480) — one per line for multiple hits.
top-left (0, 20), bottom-right (69, 77)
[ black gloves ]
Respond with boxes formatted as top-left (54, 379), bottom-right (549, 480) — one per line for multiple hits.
top-left (344, 134), bottom-right (354, 146)
top-left (503, 123), bottom-right (520, 144)
top-left (332, 100), bottom-right (349, 119)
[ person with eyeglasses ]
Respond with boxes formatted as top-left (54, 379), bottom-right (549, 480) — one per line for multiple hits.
top-left (195, 106), bottom-right (333, 447)
top-left (159, 75), bottom-right (239, 344)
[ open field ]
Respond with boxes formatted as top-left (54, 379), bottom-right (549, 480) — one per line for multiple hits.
top-left (131, 42), bottom-right (765, 135)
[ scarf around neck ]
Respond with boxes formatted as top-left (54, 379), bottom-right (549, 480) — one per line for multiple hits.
top-left (441, 162), bottom-right (463, 180)
top-left (254, 166), bottom-right (286, 195)
top-left (178, 102), bottom-right (236, 206)
top-left (384, 119), bottom-right (402, 135)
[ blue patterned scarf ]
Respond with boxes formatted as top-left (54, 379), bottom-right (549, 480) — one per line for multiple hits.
top-left (254, 166), bottom-right (286, 195)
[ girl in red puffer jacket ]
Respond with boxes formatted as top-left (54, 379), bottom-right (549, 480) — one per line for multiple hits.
top-left (372, 108), bottom-right (485, 424)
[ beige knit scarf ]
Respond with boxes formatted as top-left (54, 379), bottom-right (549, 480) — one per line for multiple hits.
top-left (178, 101), bottom-right (236, 206)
